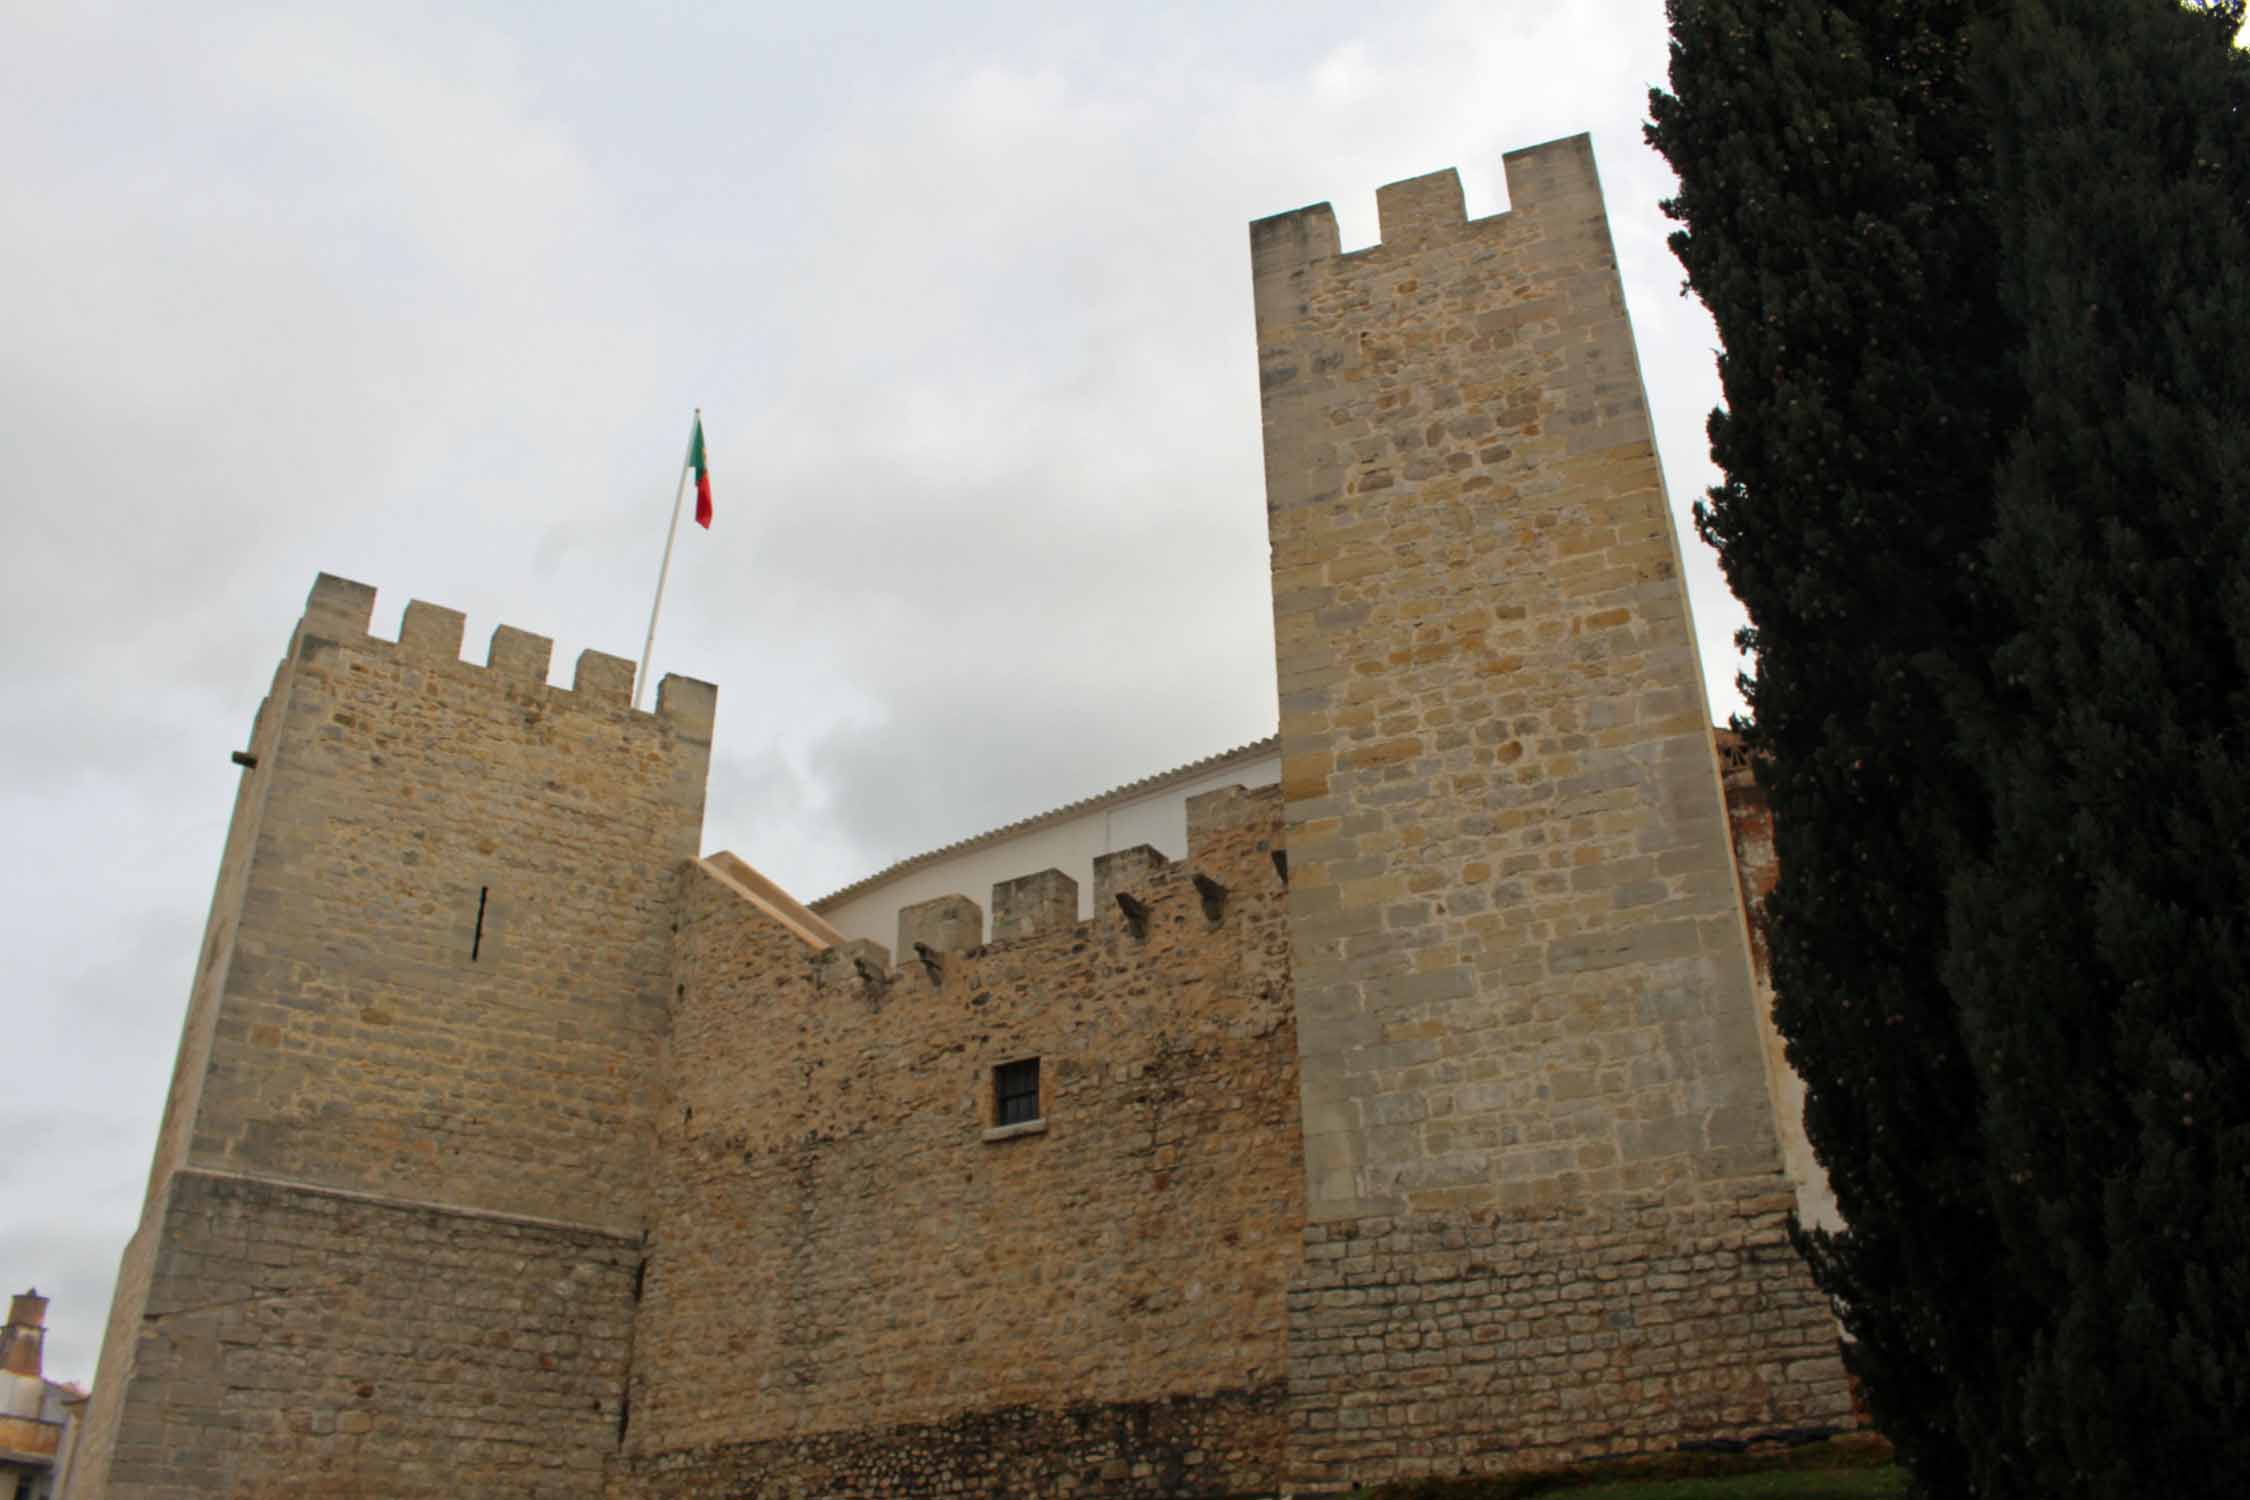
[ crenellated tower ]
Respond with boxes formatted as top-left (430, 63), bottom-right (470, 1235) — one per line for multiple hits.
top-left (76, 573), bottom-right (716, 1498)
top-left (1252, 136), bottom-right (1853, 1481)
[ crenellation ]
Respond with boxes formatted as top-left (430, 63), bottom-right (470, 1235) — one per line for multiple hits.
top-left (1187, 783), bottom-right (1266, 854)
top-left (990, 867), bottom-right (1078, 943)
top-left (574, 646), bottom-right (637, 705)
top-left (897, 893), bottom-right (982, 958)
top-left (1248, 201), bottom-right (1342, 280)
top-left (656, 671), bottom-right (718, 736)
top-left (1090, 844), bottom-right (1169, 911)
top-left (1373, 166), bottom-right (1467, 248)
top-left (487, 621), bottom-right (554, 682)
top-left (398, 598), bottom-right (466, 660)
top-left (300, 570), bottom-right (377, 642)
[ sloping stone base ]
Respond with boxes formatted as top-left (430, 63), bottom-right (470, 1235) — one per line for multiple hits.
top-left (1285, 1193), bottom-right (1854, 1488)
top-left (611, 1385), bottom-right (1289, 1499)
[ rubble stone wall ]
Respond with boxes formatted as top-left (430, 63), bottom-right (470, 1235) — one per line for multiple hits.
top-left (617, 788), bottom-right (1304, 1497)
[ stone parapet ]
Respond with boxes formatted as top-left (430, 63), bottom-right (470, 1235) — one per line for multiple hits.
top-left (991, 868), bottom-right (1079, 943)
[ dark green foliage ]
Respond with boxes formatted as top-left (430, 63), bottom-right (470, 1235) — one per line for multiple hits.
top-left (1646, 6), bottom-right (2026, 1494)
top-left (1947, 2), bottom-right (2250, 1494)
top-left (1651, 2), bottom-right (2250, 1497)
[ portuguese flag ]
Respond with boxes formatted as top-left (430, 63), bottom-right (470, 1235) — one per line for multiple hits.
top-left (690, 414), bottom-right (713, 528)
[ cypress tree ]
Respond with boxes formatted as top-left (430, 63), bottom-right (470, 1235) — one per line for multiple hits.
top-left (1654, 1), bottom-right (2250, 1495)
top-left (1646, 8), bottom-right (2027, 1493)
top-left (1948, 2), bottom-right (2250, 1494)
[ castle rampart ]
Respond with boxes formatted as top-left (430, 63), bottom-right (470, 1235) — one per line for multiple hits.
top-left (614, 787), bottom-right (1304, 1497)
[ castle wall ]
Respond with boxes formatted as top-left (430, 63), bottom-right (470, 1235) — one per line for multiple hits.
top-left (614, 786), bottom-right (1304, 1498)
top-left (171, 575), bottom-right (711, 1224)
top-left (88, 1169), bottom-right (636, 1500)
top-left (1252, 135), bottom-right (1852, 1482)
top-left (79, 574), bottom-right (715, 1499)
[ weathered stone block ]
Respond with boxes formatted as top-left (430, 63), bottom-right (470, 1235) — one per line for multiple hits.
top-left (897, 893), bottom-right (982, 957)
top-left (1091, 845), bottom-right (1169, 911)
top-left (990, 868), bottom-right (1077, 943)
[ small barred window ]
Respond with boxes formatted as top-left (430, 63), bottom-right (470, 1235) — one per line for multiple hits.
top-left (994, 1058), bottom-right (1041, 1126)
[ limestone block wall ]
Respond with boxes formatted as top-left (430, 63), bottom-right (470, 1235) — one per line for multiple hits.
top-left (615, 787), bottom-right (1304, 1499)
top-left (1252, 135), bottom-right (1851, 1482)
top-left (163, 573), bottom-right (713, 1225)
top-left (79, 572), bottom-right (716, 1499)
top-left (92, 1170), bottom-right (636, 1500)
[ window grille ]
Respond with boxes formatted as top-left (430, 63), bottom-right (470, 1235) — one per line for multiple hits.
top-left (994, 1058), bottom-right (1041, 1126)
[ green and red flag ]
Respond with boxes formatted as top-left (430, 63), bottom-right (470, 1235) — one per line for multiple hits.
top-left (690, 414), bottom-right (713, 528)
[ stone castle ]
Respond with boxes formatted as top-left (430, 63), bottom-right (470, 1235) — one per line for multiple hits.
top-left (76, 134), bottom-right (1856, 1498)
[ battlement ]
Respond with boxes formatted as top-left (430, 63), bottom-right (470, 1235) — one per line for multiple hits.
top-left (295, 572), bottom-right (716, 736)
top-left (731, 785), bottom-right (1289, 996)
top-left (1248, 131), bottom-right (1603, 276)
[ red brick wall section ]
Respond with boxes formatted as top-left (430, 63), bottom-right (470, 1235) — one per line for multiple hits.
top-left (615, 786), bottom-right (1304, 1498)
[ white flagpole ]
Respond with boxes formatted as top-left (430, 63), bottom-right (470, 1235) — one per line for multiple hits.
top-left (633, 408), bottom-right (700, 711)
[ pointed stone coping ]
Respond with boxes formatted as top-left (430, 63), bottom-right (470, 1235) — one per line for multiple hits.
top-left (700, 852), bottom-right (844, 950)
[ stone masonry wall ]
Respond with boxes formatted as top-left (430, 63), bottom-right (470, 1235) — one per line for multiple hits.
top-left (615, 1391), bottom-right (1290, 1500)
top-left (615, 786), bottom-right (1303, 1498)
top-left (164, 573), bottom-right (714, 1230)
top-left (1251, 136), bottom-right (1851, 1483)
top-left (81, 573), bottom-right (715, 1499)
top-left (1285, 1200), bottom-right (1850, 1478)
top-left (95, 1169), bottom-right (637, 1500)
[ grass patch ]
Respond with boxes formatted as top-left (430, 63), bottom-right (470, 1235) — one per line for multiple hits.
top-left (1366, 1436), bottom-right (1903, 1500)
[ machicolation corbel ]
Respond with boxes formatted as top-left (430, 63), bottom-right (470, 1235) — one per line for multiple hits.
top-left (897, 894), bottom-right (982, 963)
top-left (1114, 892), bottom-right (1150, 940)
top-left (912, 941), bottom-right (944, 983)
top-left (1191, 873), bottom-right (1229, 922)
top-left (812, 938), bottom-right (891, 994)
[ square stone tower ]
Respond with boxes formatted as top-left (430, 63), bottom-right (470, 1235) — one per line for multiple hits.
top-left (74, 575), bottom-right (716, 1498)
top-left (1253, 136), bottom-right (1853, 1481)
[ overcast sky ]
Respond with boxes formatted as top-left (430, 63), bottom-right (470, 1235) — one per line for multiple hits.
top-left (1, 0), bottom-right (1751, 1384)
